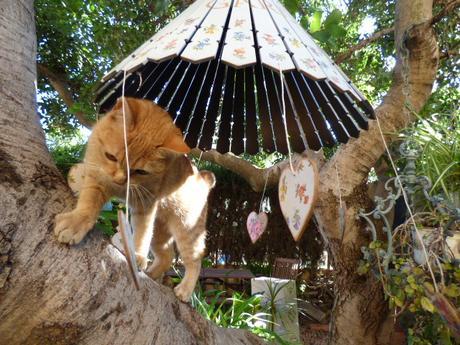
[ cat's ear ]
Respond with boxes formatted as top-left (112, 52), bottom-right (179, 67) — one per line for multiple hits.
top-left (162, 128), bottom-right (191, 153)
top-left (111, 97), bottom-right (134, 129)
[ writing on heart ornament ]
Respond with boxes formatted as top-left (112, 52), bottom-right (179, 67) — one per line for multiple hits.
top-left (246, 211), bottom-right (268, 243)
top-left (279, 157), bottom-right (319, 241)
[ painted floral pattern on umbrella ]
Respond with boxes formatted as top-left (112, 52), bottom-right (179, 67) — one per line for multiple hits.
top-left (233, 47), bottom-right (246, 58)
top-left (233, 31), bottom-right (251, 41)
top-left (193, 38), bottom-right (211, 50)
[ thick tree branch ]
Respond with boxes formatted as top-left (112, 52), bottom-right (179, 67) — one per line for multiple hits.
top-left (335, 0), bottom-right (458, 64)
top-left (190, 148), bottom-right (324, 192)
top-left (318, 0), bottom-right (439, 239)
top-left (335, 27), bottom-right (395, 64)
top-left (37, 63), bottom-right (95, 129)
top-left (431, 0), bottom-right (460, 24)
top-left (440, 49), bottom-right (459, 59)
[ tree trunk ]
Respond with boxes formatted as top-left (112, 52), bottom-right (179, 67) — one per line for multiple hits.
top-left (0, 2), bottom-right (262, 344)
top-left (314, 1), bottom-right (439, 344)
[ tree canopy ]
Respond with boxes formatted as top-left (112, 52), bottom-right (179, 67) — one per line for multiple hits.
top-left (36, 0), bottom-right (459, 142)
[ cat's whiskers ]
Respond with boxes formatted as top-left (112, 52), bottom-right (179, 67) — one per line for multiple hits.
top-left (130, 184), bottom-right (150, 211)
top-left (129, 185), bottom-right (143, 211)
top-left (135, 184), bottom-right (156, 206)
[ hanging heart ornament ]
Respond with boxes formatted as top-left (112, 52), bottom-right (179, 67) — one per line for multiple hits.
top-left (246, 211), bottom-right (268, 244)
top-left (279, 157), bottom-right (319, 241)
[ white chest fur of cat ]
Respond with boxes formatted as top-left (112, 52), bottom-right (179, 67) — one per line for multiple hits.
top-left (54, 97), bottom-right (216, 302)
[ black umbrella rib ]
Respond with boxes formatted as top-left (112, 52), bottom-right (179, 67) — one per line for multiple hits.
top-left (282, 73), bottom-right (315, 151)
top-left (231, 68), bottom-right (246, 154)
top-left (321, 80), bottom-right (361, 137)
top-left (307, 78), bottom-right (350, 143)
top-left (166, 63), bottom-right (198, 120)
top-left (244, 66), bottom-right (259, 154)
top-left (142, 58), bottom-right (181, 101)
top-left (182, 60), bottom-right (213, 143)
top-left (183, 59), bottom-right (218, 148)
top-left (340, 91), bottom-right (370, 130)
top-left (249, 0), bottom-right (276, 153)
top-left (295, 73), bottom-right (337, 146)
top-left (174, 62), bottom-right (208, 131)
top-left (268, 68), bottom-right (304, 153)
top-left (156, 60), bottom-right (188, 108)
top-left (285, 71), bottom-right (324, 150)
top-left (216, 67), bottom-right (236, 153)
top-left (197, 61), bottom-right (227, 151)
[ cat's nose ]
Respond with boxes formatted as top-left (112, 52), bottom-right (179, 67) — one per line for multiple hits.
top-left (113, 172), bottom-right (127, 185)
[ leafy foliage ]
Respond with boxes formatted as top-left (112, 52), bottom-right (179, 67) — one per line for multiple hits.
top-left (191, 286), bottom-right (295, 344)
top-left (36, 0), bottom-right (189, 135)
top-left (399, 110), bottom-right (460, 207)
top-left (48, 132), bottom-right (86, 176)
top-left (359, 211), bottom-right (459, 344)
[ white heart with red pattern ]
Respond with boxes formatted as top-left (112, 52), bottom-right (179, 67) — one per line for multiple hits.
top-left (278, 157), bottom-right (319, 242)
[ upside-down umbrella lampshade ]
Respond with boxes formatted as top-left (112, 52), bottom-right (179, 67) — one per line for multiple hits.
top-left (95, 0), bottom-right (375, 154)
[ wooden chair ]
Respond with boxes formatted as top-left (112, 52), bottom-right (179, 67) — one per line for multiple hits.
top-left (272, 257), bottom-right (301, 280)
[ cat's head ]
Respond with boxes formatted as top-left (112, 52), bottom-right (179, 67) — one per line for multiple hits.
top-left (89, 97), bottom-right (191, 187)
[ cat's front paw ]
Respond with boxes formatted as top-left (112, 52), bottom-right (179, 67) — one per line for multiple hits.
top-left (135, 254), bottom-right (148, 270)
top-left (174, 283), bottom-right (194, 302)
top-left (54, 210), bottom-right (95, 245)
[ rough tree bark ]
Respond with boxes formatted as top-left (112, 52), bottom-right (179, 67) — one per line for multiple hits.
top-left (193, 1), bottom-right (441, 344)
top-left (0, 2), bottom-right (262, 344)
top-left (315, 0), bottom-right (439, 344)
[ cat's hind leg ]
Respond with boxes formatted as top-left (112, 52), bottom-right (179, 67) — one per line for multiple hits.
top-left (146, 219), bottom-right (174, 280)
top-left (173, 231), bottom-right (206, 302)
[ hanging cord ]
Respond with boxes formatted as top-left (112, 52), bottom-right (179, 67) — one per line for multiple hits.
top-left (278, 64), bottom-right (295, 173)
top-left (259, 170), bottom-right (270, 213)
top-left (196, 149), bottom-right (204, 170)
top-left (375, 116), bottom-right (439, 292)
top-left (121, 69), bottom-right (131, 224)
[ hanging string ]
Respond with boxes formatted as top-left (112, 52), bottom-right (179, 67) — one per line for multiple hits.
top-left (375, 115), bottom-right (439, 292)
top-left (278, 64), bottom-right (295, 173)
top-left (196, 149), bottom-right (204, 170)
top-left (121, 69), bottom-right (131, 224)
top-left (259, 170), bottom-right (270, 214)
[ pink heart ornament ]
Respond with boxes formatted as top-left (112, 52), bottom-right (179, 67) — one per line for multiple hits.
top-left (278, 157), bottom-right (319, 242)
top-left (246, 211), bottom-right (268, 244)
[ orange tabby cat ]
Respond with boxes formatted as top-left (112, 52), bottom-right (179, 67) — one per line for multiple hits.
top-left (55, 97), bottom-right (215, 301)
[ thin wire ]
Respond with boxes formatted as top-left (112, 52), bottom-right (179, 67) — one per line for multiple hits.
top-left (375, 115), bottom-right (438, 292)
top-left (259, 171), bottom-right (270, 214)
top-left (121, 69), bottom-right (131, 221)
top-left (279, 64), bottom-right (294, 173)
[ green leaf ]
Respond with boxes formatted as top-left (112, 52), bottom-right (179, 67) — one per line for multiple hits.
top-left (444, 284), bottom-right (460, 298)
top-left (329, 24), bottom-right (347, 38)
top-left (309, 10), bottom-right (322, 33)
top-left (420, 297), bottom-right (435, 313)
top-left (300, 16), bottom-right (308, 29)
top-left (407, 275), bottom-right (416, 284)
top-left (405, 286), bottom-right (415, 295)
top-left (394, 296), bottom-right (404, 307)
top-left (323, 9), bottom-right (342, 29)
top-left (283, 0), bottom-right (299, 15)
top-left (311, 30), bottom-right (330, 42)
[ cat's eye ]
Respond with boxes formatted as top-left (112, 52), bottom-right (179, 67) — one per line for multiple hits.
top-left (133, 169), bottom-right (149, 175)
top-left (105, 152), bottom-right (117, 162)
